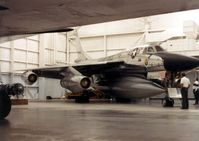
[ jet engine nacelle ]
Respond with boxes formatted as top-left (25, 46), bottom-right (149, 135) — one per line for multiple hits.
top-left (21, 71), bottom-right (38, 85)
top-left (60, 76), bottom-right (91, 92)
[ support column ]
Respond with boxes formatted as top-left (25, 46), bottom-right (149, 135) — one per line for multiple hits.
top-left (66, 33), bottom-right (70, 64)
top-left (38, 34), bottom-right (46, 100)
top-left (10, 40), bottom-right (14, 83)
top-left (39, 34), bottom-right (45, 67)
top-left (103, 35), bottom-right (107, 57)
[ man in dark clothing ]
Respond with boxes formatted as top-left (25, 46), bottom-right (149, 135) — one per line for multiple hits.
top-left (180, 73), bottom-right (190, 109)
top-left (193, 78), bottom-right (199, 105)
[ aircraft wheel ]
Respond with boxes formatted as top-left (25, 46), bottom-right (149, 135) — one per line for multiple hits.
top-left (75, 96), bottom-right (90, 103)
top-left (115, 98), bottom-right (131, 103)
top-left (163, 98), bottom-right (174, 107)
top-left (0, 94), bottom-right (11, 120)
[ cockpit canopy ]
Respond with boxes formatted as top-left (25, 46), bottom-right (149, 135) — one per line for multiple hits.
top-left (129, 45), bottom-right (164, 57)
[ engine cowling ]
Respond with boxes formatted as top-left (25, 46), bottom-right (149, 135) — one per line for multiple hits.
top-left (60, 76), bottom-right (91, 92)
top-left (21, 71), bottom-right (38, 85)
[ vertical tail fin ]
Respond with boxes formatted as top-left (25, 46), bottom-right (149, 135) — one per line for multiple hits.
top-left (68, 28), bottom-right (91, 63)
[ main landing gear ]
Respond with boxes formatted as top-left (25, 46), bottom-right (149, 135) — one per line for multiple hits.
top-left (115, 97), bottom-right (132, 103)
top-left (75, 90), bottom-right (92, 103)
top-left (163, 96), bottom-right (174, 107)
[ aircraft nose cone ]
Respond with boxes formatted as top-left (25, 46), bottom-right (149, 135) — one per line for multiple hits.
top-left (156, 52), bottom-right (199, 72)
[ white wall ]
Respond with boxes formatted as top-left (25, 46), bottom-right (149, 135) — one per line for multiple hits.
top-left (75, 9), bottom-right (199, 59)
top-left (0, 33), bottom-right (67, 100)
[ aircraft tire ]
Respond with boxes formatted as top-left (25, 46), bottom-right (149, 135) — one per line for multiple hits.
top-left (0, 93), bottom-right (11, 120)
top-left (115, 98), bottom-right (131, 103)
top-left (75, 96), bottom-right (90, 103)
top-left (163, 98), bottom-right (174, 107)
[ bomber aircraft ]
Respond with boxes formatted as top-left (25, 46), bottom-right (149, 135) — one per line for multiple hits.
top-left (2, 42), bottom-right (199, 119)
top-left (20, 42), bottom-right (199, 102)
top-left (1, 0), bottom-right (199, 119)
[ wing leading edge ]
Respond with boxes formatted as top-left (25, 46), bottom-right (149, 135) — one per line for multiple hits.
top-left (22, 61), bottom-right (148, 80)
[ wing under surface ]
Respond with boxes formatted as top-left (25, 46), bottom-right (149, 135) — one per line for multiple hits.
top-left (1, 0), bottom-right (199, 36)
top-left (27, 61), bottom-right (147, 79)
top-left (30, 61), bottom-right (125, 79)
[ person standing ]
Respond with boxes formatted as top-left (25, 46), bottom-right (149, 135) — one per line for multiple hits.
top-left (180, 73), bottom-right (191, 109)
top-left (193, 78), bottom-right (199, 105)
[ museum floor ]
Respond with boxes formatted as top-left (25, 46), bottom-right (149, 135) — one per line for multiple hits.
top-left (0, 100), bottom-right (199, 141)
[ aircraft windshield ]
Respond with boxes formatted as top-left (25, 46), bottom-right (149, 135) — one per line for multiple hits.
top-left (130, 47), bottom-right (144, 58)
top-left (144, 47), bottom-right (154, 53)
top-left (154, 46), bottom-right (164, 52)
top-left (143, 46), bottom-right (164, 53)
top-left (129, 45), bottom-right (164, 58)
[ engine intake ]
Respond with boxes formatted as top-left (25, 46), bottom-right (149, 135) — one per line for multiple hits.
top-left (80, 77), bottom-right (91, 89)
top-left (21, 71), bottom-right (38, 85)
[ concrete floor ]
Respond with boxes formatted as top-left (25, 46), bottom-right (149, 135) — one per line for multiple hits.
top-left (0, 100), bottom-right (199, 141)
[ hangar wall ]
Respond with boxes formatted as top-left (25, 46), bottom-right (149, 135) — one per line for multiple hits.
top-left (1, 10), bottom-right (199, 100)
top-left (76, 11), bottom-right (199, 60)
top-left (0, 33), bottom-right (67, 99)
